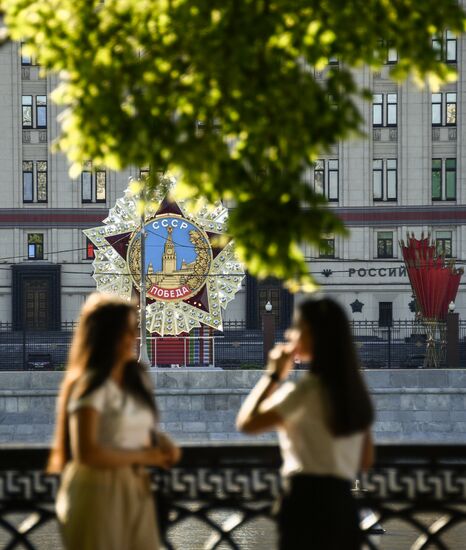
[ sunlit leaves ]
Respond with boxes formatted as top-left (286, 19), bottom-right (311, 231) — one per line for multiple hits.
top-left (1, 0), bottom-right (465, 286)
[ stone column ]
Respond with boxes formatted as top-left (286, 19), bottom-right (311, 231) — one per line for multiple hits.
top-left (262, 313), bottom-right (275, 365)
top-left (446, 312), bottom-right (459, 369)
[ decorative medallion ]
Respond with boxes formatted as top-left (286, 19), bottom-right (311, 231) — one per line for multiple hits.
top-left (84, 179), bottom-right (244, 335)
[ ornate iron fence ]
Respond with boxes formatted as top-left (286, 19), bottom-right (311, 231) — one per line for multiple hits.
top-left (0, 444), bottom-right (465, 549)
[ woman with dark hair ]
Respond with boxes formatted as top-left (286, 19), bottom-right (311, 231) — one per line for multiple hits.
top-left (237, 297), bottom-right (374, 550)
top-left (49, 293), bottom-right (180, 550)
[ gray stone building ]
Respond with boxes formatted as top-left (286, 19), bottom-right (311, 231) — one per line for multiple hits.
top-left (0, 27), bottom-right (465, 330)
top-left (302, 27), bottom-right (466, 324)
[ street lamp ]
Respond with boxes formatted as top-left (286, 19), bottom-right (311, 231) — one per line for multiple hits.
top-left (263, 301), bottom-right (274, 363)
top-left (138, 181), bottom-right (151, 368)
top-left (447, 300), bottom-right (459, 368)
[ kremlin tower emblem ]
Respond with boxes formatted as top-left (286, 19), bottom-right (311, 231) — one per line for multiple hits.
top-left (129, 217), bottom-right (212, 302)
top-left (84, 180), bottom-right (244, 336)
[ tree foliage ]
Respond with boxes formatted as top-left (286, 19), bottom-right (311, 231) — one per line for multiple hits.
top-left (2, 0), bottom-right (465, 286)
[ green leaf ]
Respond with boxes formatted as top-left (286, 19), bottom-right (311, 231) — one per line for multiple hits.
top-left (3, 0), bottom-right (465, 287)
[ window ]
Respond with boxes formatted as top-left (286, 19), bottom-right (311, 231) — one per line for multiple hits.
top-left (432, 93), bottom-right (442, 125)
top-left (377, 231), bottom-right (393, 258)
top-left (386, 159), bottom-right (397, 200)
top-left (386, 44), bottom-right (398, 64)
top-left (432, 36), bottom-right (442, 60)
top-left (446, 31), bottom-right (457, 63)
top-left (445, 159), bottom-right (456, 200)
top-left (373, 93), bottom-right (397, 127)
top-left (372, 94), bottom-right (383, 126)
top-left (27, 234), bottom-right (43, 260)
top-left (377, 40), bottom-right (398, 64)
top-left (21, 95), bottom-right (32, 128)
top-left (432, 93), bottom-right (457, 126)
top-left (386, 94), bottom-right (397, 126)
top-left (432, 159), bottom-right (442, 200)
top-left (36, 96), bottom-right (47, 129)
top-left (20, 43), bottom-right (39, 65)
top-left (22, 161), bottom-right (48, 203)
top-left (436, 231), bottom-right (452, 258)
top-left (95, 170), bottom-right (106, 202)
top-left (313, 160), bottom-right (324, 195)
top-left (22, 95), bottom-right (48, 128)
top-left (81, 170), bottom-right (92, 203)
top-left (139, 169), bottom-right (150, 181)
top-left (433, 31), bottom-right (457, 63)
top-left (432, 159), bottom-right (456, 201)
top-left (328, 160), bottom-right (339, 201)
top-left (311, 159), bottom-right (339, 201)
top-left (372, 160), bottom-right (383, 200)
top-left (446, 93), bottom-right (456, 125)
top-left (81, 161), bottom-right (107, 203)
top-left (379, 302), bottom-right (393, 327)
top-left (86, 238), bottom-right (95, 260)
top-left (20, 42), bottom-right (31, 65)
top-left (36, 161), bottom-right (47, 202)
top-left (373, 159), bottom-right (397, 201)
top-left (319, 236), bottom-right (335, 259)
top-left (22, 161), bottom-right (33, 202)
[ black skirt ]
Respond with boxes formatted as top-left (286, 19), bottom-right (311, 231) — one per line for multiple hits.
top-left (276, 474), bottom-right (362, 550)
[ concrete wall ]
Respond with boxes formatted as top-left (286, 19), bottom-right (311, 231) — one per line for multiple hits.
top-left (0, 369), bottom-right (465, 444)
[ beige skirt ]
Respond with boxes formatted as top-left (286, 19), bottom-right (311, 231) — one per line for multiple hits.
top-left (56, 462), bottom-right (161, 550)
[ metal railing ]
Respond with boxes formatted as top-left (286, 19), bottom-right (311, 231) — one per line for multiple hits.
top-left (0, 328), bottom-right (73, 371)
top-left (352, 319), bottom-right (434, 369)
top-left (0, 320), bottom-right (465, 370)
top-left (350, 319), bottom-right (466, 368)
top-left (0, 444), bottom-right (465, 549)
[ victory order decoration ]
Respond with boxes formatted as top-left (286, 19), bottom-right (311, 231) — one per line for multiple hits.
top-left (84, 178), bottom-right (245, 336)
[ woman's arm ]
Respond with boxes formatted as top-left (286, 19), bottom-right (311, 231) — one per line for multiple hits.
top-left (236, 345), bottom-right (294, 434)
top-left (360, 430), bottom-right (375, 472)
top-left (236, 374), bottom-right (283, 434)
top-left (153, 431), bottom-right (182, 466)
top-left (70, 407), bottom-right (172, 469)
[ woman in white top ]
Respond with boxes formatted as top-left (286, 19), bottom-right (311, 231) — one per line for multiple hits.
top-left (48, 293), bottom-right (181, 550)
top-left (237, 297), bottom-right (374, 550)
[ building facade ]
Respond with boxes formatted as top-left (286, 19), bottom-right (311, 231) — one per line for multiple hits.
top-left (0, 25), bottom-right (466, 330)
top-left (296, 25), bottom-right (466, 325)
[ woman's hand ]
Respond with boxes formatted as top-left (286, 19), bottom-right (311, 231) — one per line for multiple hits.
top-left (266, 343), bottom-right (295, 381)
top-left (154, 432), bottom-right (182, 467)
top-left (70, 407), bottom-right (177, 470)
top-left (143, 447), bottom-right (175, 469)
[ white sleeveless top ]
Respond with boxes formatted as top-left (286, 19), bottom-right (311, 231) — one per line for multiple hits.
top-left (68, 377), bottom-right (155, 450)
top-left (262, 373), bottom-right (365, 480)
